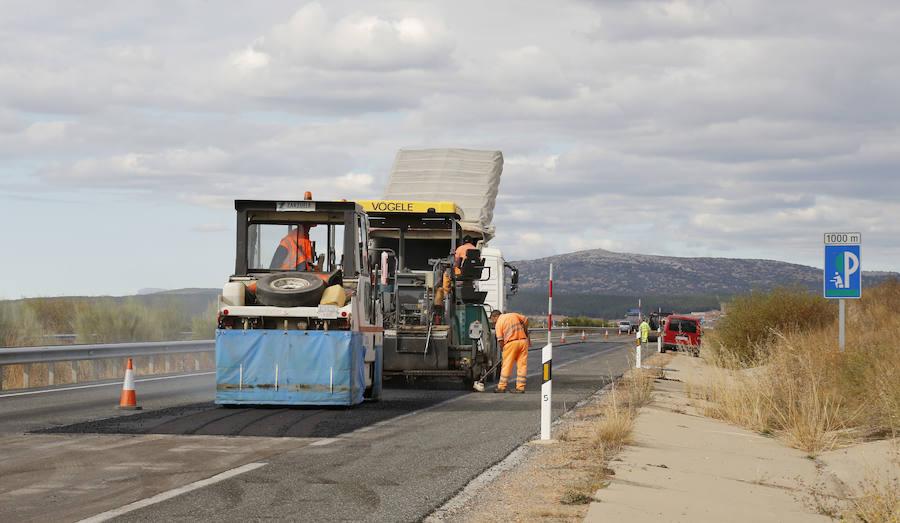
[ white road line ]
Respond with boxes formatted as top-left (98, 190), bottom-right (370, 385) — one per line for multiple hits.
top-left (0, 372), bottom-right (216, 399)
top-left (76, 462), bottom-right (266, 523)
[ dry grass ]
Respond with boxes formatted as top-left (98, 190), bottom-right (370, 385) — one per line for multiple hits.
top-left (191, 301), bottom-right (218, 339)
top-left (73, 299), bottom-right (190, 344)
top-left (589, 368), bottom-right (655, 454)
top-left (560, 361), bottom-right (661, 505)
top-left (844, 474), bottom-right (900, 523)
top-left (0, 301), bottom-right (43, 347)
top-left (699, 280), bottom-right (900, 454)
top-left (708, 286), bottom-right (835, 366)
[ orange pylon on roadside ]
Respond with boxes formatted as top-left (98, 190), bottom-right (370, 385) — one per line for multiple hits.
top-left (605, 329), bottom-right (609, 340)
top-left (560, 331), bottom-right (566, 343)
top-left (118, 358), bottom-right (142, 410)
top-left (581, 330), bottom-right (586, 342)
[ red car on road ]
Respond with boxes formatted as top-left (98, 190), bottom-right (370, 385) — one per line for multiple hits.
top-left (661, 315), bottom-right (702, 356)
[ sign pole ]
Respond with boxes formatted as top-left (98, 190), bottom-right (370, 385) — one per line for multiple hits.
top-left (541, 264), bottom-right (553, 441)
top-left (823, 232), bottom-right (861, 353)
top-left (839, 299), bottom-right (846, 352)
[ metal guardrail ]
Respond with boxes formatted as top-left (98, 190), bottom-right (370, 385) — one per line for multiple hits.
top-left (0, 327), bottom-right (618, 367)
top-left (0, 340), bottom-right (215, 366)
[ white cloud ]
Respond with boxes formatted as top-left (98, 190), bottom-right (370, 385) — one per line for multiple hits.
top-left (2, 0), bottom-right (899, 295)
top-left (25, 121), bottom-right (68, 143)
top-left (230, 46), bottom-right (270, 72)
top-left (246, 3), bottom-right (455, 72)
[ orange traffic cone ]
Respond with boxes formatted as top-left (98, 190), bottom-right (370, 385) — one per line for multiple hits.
top-left (581, 330), bottom-right (586, 342)
top-left (560, 331), bottom-right (566, 343)
top-left (605, 329), bottom-right (609, 340)
top-left (118, 358), bottom-right (141, 410)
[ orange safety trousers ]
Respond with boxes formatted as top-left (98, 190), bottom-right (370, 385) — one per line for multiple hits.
top-left (498, 339), bottom-right (529, 391)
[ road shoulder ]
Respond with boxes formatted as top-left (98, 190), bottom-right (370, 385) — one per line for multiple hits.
top-left (586, 353), bottom-right (830, 522)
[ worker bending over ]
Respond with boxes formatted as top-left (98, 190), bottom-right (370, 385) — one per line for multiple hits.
top-left (490, 310), bottom-right (530, 393)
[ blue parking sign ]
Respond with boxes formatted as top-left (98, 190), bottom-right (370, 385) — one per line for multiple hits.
top-left (824, 244), bottom-right (861, 299)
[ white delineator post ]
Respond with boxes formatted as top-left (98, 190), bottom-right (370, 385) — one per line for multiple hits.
top-left (657, 327), bottom-right (662, 353)
top-left (541, 264), bottom-right (553, 441)
top-left (635, 330), bottom-right (642, 369)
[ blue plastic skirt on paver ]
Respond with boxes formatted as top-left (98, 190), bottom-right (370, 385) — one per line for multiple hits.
top-left (215, 329), bottom-right (366, 406)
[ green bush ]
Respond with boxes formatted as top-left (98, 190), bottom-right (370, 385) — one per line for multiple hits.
top-left (0, 301), bottom-right (44, 347)
top-left (710, 287), bottom-right (835, 365)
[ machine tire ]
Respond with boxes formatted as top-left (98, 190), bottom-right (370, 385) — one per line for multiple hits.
top-left (256, 272), bottom-right (325, 307)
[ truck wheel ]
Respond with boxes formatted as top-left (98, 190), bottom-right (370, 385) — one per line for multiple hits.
top-left (256, 272), bottom-right (325, 307)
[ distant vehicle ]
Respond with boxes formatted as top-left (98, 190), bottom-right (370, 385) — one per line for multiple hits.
top-left (617, 321), bottom-right (632, 334)
top-left (661, 315), bottom-right (702, 357)
top-left (647, 311), bottom-right (673, 342)
top-left (625, 308), bottom-right (641, 332)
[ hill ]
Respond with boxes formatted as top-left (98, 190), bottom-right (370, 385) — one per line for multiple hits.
top-left (512, 248), bottom-right (897, 296)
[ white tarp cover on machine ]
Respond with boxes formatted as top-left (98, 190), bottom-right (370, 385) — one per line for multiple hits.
top-left (383, 148), bottom-right (503, 241)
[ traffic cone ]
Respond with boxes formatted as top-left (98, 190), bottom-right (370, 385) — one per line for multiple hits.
top-left (118, 358), bottom-right (142, 410)
top-left (581, 330), bottom-right (586, 342)
top-left (605, 329), bottom-right (609, 340)
top-left (560, 331), bottom-right (566, 343)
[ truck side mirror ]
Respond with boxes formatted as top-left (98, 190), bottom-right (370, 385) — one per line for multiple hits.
top-left (507, 264), bottom-right (520, 294)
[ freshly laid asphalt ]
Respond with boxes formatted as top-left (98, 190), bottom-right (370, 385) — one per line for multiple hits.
top-left (0, 337), bottom-right (635, 522)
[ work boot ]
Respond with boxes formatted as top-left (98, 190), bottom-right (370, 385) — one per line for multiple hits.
top-left (510, 388), bottom-right (525, 394)
top-left (494, 388), bottom-right (507, 393)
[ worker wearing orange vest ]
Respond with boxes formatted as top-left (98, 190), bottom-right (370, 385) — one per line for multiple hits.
top-left (490, 310), bottom-right (530, 393)
top-left (270, 225), bottom-right (315, 271)
top-left (454, 236), bottom-right (477, 274)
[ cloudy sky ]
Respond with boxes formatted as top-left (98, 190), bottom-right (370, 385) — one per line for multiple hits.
top-left (1, 0), bottom-right (898, 297)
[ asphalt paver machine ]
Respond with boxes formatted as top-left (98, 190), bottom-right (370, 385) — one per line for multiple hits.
top-left (360, 200), bottom-right (499, 385)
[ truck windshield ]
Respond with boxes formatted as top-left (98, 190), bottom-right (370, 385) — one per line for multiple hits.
top-left (248, 222), bottom-right (345, 273)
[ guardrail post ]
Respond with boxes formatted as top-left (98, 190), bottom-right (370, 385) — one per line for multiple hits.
top-left (48, 365), bottom-right (54, 386)
top-left (23, 365), bottom-right (29, 388)
top-left (71, 365), bottom-right (78, 384)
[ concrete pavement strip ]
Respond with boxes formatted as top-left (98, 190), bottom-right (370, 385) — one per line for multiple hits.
top-left (586, 355), bottom-right (831, 522)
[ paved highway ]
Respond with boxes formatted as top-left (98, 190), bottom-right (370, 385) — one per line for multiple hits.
top-left (0, 337), bottom-right (634, 522)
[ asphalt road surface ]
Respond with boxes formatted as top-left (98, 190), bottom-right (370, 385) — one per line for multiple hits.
top-left (0, 337), bottom-right (635, 522)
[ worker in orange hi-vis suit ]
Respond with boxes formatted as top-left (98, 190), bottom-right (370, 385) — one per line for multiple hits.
top-left (454, 236), bottom-right (477, 275)
top-left (490, 310), bottom-right (531, 393)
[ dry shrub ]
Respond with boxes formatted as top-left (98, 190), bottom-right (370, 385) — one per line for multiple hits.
top-left (0, 301), bottom-right (43, 347)
top-left (591, 368), bottom-right (655, 453)
top-left (22, 297), bottom-right (86, 334)
top-left (73, 299), bottom-right (189, 343)
top-left (844, 474), bottom-right (900, 523)
top-left (710, 287), bottom-right (835, 366)
top-left (702, 280), bottom-right (900, 452)
top-left (191, 301), bottom-right (218, 340)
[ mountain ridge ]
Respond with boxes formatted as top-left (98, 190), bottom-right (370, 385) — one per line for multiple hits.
top-left (510, 248), bottom-right (896, 296)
